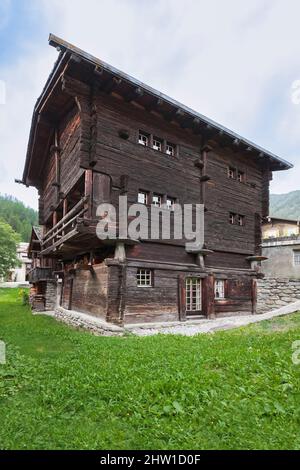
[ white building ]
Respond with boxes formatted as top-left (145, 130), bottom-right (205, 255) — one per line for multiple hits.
top-left (9, 242), bottom-right (31, 283)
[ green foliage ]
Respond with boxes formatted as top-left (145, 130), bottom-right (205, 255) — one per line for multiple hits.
top-left (1, 288), bottom-right (300, 450)
top-left (270, 191), bottom-right (300, 220)
top-left (0, 194), bottom-right (38, 242)
top-left (0, 220), bottom-right (21, 279)
top-left (18, 289), bottom-right (29, 306)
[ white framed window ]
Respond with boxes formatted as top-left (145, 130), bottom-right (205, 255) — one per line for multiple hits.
top-left (152, 193), bottom-right (162, 207)
top-left (229, 212), bottom-right (235, 225)
top-left (166, 142), bottom-right (175, 156)
top-left (166, 197), bottom-right (176, 211)
top-left (237, 171), bottom-right (244, 183)
top-left (138, 132), bottom-right (149, 146)
top-left (215, 280), bottom-right (226, 299)
top-left (228, 167), bottom-right (235, 179)
top-left (138, 191), bottom-right (148, 205)
top-left (294, 251), bottom-right (300, 266)
top-left (186, 277), bottom-right (202, 312)
top-left (238, 215), bottom-right (244, 226)
top-left (137, 268), bottom-right (153, 287)
top-left (153, 137), bottom-right (162, 151)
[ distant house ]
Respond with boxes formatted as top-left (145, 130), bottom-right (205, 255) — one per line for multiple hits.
top-left (262, 217), bottom-right (300, 278)
top-left (9, 242), bottom-right (31, 283)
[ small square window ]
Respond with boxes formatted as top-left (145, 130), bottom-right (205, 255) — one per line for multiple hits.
top-left (137, 268), bottom-right (153, 287)
top-left (228, 167), bottom-right (235, 179)
top-left (238, 215), bottom-right (245, 226)
top-left (138, 191), bottom-right (148, 205)
top-left (215, 280), bottom-right (226, 299)
top-left (138, 132), bottom-right (149, 146)
top-left (152, 193), bottom-right (162, 207)
top-left (166, 143), bottom-right (175, 156)
top-left (166, 197), bottom-right (176, 211)
top-left (237, 171), bottom-right (245, 183)
top-left (153, 137), bottom-right (162, 152)
top-left (294, 251), bottom-right (300, 266)
top-left (229, 212), bottom-right (235, 225)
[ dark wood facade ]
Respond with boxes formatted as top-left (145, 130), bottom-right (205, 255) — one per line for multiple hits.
top-left (21, 35), bottom-right (292, 324)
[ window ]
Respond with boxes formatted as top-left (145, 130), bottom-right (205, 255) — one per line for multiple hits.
top-left (237, 171), bottom-right (245, 183)
top-left (166, 197), bottom-right (176, 211)
top-left (138, 132), bottom-right (149, 146)
top-left (215, 280), bottom-right (226, 299)
top-left (237, 215), bottom-right (245, 226)
top-left (229, 212), bottom-right (235, 225)
top-left (294, 251), bottom-right (300, 266)
top-left (186, 277), bottom-right (202, 312)
top-left (166, 142), bottom-right (175, 156)
top-left (138, 191), bottom-right (148, 205)
top-left (228, 167), bottom-right (235, 179)
top-left (152, 193), bottom-right (162, 207)
top-left (137, 268), bottom-right (153, 287)
top-left (152, 137), bottom-right (162, 151)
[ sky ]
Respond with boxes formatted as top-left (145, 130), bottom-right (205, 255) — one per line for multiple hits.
top-left (1, 0), bottom-right (300, 210)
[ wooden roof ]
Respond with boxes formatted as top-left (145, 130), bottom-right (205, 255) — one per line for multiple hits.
top-left (22, 34), bottom-right (293, 187)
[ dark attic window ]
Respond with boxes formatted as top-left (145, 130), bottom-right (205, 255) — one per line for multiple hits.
top-left (237, 171), bottom-right (245, 183)
top-left (229, 212), bottom-right (236, 225)
top-left (228, 167), bottom-right (235, 179)
top-left (238, 214), bottom-right (245, 226)
top-left (138, 131), bottom-right (149, 147)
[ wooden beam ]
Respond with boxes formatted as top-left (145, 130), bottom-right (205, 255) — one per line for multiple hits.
top-left (125, 86), bottom-right (144, 103)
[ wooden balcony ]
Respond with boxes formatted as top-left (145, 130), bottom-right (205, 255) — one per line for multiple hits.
top-left (27, 267), bottom-right (55, 283)
top-left (41, 196), bottom-right (89, 256)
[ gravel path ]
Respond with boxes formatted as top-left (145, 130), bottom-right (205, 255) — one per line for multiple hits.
top-left (126, 300), bottom-right (300, 337)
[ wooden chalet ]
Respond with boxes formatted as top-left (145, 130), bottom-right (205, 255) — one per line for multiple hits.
top-left (21, 35), bottom-right (292, 324)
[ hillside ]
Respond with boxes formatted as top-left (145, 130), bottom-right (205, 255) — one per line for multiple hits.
top-left (270, 191), bottom-right (300, 220)
top-left (0, 194), bottom-right (38, 242)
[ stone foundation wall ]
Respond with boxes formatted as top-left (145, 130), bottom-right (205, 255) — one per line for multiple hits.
top-left (257, 277), bottom-right (300, 313)
top-left (45, 281), bottom-right (57, 311)
top-left (54, 307), bottom-right (124, 336)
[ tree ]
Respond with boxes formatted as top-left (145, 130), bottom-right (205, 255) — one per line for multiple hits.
top-left (0, 218), bottom-right (21, 280)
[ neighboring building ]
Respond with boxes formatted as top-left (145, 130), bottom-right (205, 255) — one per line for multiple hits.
top-left (262, 216), bottom-right (300, 240)
top-left (20, 35), bottom-right (292, 324)
top-left (262, 217), bottom-right (300, 278)
top-left (9, 242), bottom-right (31, 283)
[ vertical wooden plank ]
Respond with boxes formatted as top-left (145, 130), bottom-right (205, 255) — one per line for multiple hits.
top-left (92, 172), bottom-right (111, 217)
top-left (178, 274), bottom-right (186, 321)
top-left (84, 169), bottom-right (93, 218)
top-left (251, 278), bottom-right (257, 315)
top-left (63, 198), bottom-right (68, 217)
top-left (203, 273), bottom-right (215, 319)
top-left (68, 278), bottom-right (73, 311)
top-left (52, 211), bottom-right (57, 227)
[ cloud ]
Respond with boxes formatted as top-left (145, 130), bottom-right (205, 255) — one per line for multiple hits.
top-left (1, 0), bottom-right (300, 211)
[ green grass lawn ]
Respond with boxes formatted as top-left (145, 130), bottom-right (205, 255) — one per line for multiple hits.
top-left (0, 288), bottom-right (300, 450)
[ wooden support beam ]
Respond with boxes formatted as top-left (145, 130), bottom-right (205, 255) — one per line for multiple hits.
top-left (102, 77), bottom-right (122, 94)
top-left (84, 170), bottom-right (93, 219)
top-left (125, 86), bottom-right (144, 103)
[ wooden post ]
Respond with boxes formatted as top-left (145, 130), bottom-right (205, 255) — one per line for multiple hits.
top-left (84, 169), bottom-right (93, 219)
top-left (178, 275), bottom-right (186, 321)
top-left (251, 278), bottom-right (257, 315)
top-left (204, 273), bottom-right (215, 319)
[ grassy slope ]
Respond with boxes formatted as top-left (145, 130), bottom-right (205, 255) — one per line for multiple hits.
top-left (0, 289), bottom-right (300, 450)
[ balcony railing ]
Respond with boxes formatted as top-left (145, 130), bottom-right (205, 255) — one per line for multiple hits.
top-left (27, 267), bottom-right (55, 283)
top-left (41, 196), bottom-right (89, 254)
